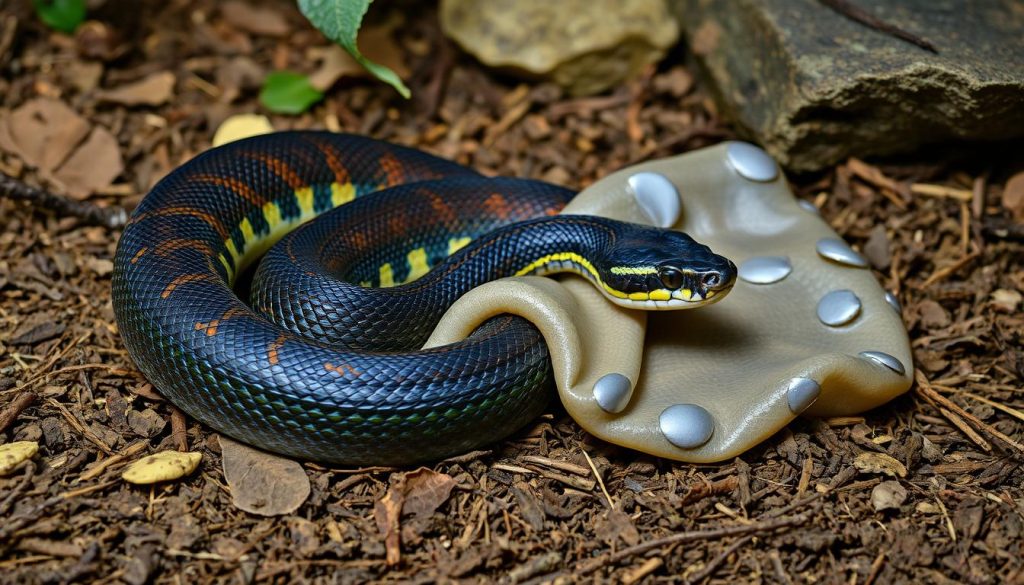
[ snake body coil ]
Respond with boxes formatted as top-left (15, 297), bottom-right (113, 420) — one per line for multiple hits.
top-left (113, 132), bottom-right (735, 465)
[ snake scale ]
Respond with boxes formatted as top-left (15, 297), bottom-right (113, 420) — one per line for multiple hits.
top-left (112, 132), bottom-right (735, 465)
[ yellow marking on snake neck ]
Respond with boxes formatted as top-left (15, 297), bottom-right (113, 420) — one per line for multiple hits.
top-left (447, 237), bottom-right (472, 256)
top-left (239, 218), bottom-right (255, 242)
top-left (295, 187), bottom-right (315, 216)
top-left (406, 247), bottom-right (430, 282)
top-left (379, 263), bottom-right (395, 287)
top-left (610, 265), bottom-right (657, 275)
top-left (514, 252), bottom-right (629, 299)
top-left (262, 201), bottom-right (282, 229)
top-left (331, 182), bottom-right (356, 207)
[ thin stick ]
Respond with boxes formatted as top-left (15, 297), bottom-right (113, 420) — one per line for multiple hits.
top-left (580, 447), bottom-right (614, 509)
top-left (687, 534), bottom-right (755, 584)
top-left (818, 0), bottom-right (938, 53)
top-left (170, 407), bottom-right (188, 451)
top-left (575, 512), bottom-right (811, 576)
top-left (920, 251), bottom-right (980, 288)
top-left (917, 370), bottom-right (1024, 454)
top-left (0, 392), bottom-right (37, 434)
top-left (0, 172), bottom-right (127, 228)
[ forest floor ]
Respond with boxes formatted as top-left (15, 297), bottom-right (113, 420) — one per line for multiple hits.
top-left (1, 1), bottom-right (1023, 583)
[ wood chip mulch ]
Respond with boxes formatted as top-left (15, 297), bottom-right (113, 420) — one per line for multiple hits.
top-left (1, 1), bottom-right (1022, 583)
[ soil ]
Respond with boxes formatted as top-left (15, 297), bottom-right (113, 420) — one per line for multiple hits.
top-left (1, 1), bottom-right (1023, 584)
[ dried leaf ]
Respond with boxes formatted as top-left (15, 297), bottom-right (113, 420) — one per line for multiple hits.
top-left (53, 126), bottom-right (124, 199)
top-left (374, 474), bottom-right (406, 566)
top-left (220, 0), bottom-right (290, 37)
top-left (373, 467), bottom-right (457, 566)
top-left (307, 45), bottom-right (366, 92)
top-left (0, 441), bottom-right (38, 475)
top-left (990, 289), bottom-right (1022, 313)
top-left (595, 509), bottom-right (641, 546)
top-left (402, 468), bottom-right (457, 519)
top-left (1003, 171), bottom-right (1024, 222)
top-left (212, 114), bottom-right (274, 147)
top-left (854, 452), bottom-right (907, 478)
top-left (0, 98), bottom-right (90, 173)
top-left (871, 480), bottom-right (907, 511)
top-left (122, 451), bottom-right (201, 484)
top-left (97, 71), bottom-right (176, 106)
top-left (221, 436), bottom-right (310, 516)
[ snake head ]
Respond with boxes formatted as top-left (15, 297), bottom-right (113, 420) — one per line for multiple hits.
top-left (601, 226), bottom-right (736, 310)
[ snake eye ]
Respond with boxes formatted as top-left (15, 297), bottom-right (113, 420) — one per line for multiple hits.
top-left (659, 267), bottom-right (683, 290)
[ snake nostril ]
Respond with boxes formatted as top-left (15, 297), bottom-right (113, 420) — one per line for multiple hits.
top-left (703, 273), bottom-right (721, 288)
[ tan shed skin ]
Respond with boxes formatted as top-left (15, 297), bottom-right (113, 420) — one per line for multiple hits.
top-left (427, 141), bottom-right (912, 463)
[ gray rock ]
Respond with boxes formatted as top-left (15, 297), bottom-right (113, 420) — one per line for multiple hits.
top-left (673, 0), bottom-right (1024, 172)
top-left (440, 0), bottom-right (679, 96)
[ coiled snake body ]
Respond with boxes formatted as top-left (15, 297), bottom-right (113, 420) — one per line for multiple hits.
top-left (112, 132), bottom-right (735, 465)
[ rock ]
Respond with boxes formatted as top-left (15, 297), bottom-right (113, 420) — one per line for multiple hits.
top-left (440, 0), bottom-right (679, 96)
top-left (673, 0), bottom-right (1024, 171)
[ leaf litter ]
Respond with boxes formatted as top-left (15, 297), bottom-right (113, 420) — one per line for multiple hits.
top-left (0, 1), bottom-right (1021, 583)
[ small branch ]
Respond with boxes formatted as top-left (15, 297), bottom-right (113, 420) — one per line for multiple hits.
top-left (819, 0), bottom-right (938, 53)
top-left (686, 535), bottom-right (755, 584)
top-left (574, 512), bottom-right (812, 576)
top-left (0, 392), bottom-right (37, 435)
top-left (0, 172), bottom-right (127, 229)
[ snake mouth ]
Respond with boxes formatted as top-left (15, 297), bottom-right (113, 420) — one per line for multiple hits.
top-left (602, 280), bottom-right (735, 311)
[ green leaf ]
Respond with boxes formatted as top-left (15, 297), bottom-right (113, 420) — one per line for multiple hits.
top-left (297, 0), bottom-right (410, 99)
top-left (259, 71), bottom-right (325, 115)
top-left (33, 0), bottom-right (86, 34)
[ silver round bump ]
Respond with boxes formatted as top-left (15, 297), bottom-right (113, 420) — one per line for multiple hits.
top-left (593, 373), bottom-right (632, 414)
top-left (817, 289), bottom-right (862, 327)
top-left (659, 404), bottom-right (714, 449)
top-left (738, 256), bottom-right (792, 284)
top-left (884, 291), bottom-right (902, 313)
top-left (798, 199), bottom-right (821, 215)
top-left (627, 172), bottom-right (681, 228)
top-left (786, 378), bottom-right (821, 414)
top-left (816, 238), bottom-right (868, 268)
top-left (859, 351), bottom-right (906, 376)
top-left (725, 142), bottom-right (779, 183)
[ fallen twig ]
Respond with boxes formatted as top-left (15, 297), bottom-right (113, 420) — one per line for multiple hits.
top-left (686, 534), bottom-right (755, 584)
top-left (916, 370), bottom-right (1024, 455)
top-left (819, 0), bottom-right (938, 53)
top-left (0, 392), bottom-right (37, 435)
top-left (574, 512), bottom-right (812, 576)
top-left (0, 172), bottom-right (127, 229)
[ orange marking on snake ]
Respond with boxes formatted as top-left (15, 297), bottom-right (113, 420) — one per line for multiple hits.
top-left (348, 230), bottom-right (370, 252)
top-left (482, 193), bottom-right (512, 220)
top-left (423, 187), bottom-right (457, 225)
top-left (244, 153), bottom-right (306, 190)
top-left (325, 362), bottom-right (361, 377)
top-left (306, 138), bottom-right (351, 185)
top-left (133, 206), bottom-right (229, 240)
top-left (161, 273), bottom-right (215, 299)
top-left (192, 174), bottom-right (266, 206)
top-left (267, 334), bottom-right (288, 365)
top-left (378, 151), bottom-right (405, 186)
top-left (130, 247), bottom-right (148, 264)
top-left (155, 239), bottom-right (213, 257)
top-left (193, 307), bottom-right (247, 336)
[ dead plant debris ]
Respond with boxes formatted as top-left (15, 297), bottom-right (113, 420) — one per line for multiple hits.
top-left (0, 0), bottom-right (1021, 583)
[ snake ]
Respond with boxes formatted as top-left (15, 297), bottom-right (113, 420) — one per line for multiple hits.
top-left (112, 132), bottom-right (736, 465)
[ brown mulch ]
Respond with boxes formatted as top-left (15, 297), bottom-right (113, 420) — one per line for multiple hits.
top-left (1, 1), bottom-right (1023, 583)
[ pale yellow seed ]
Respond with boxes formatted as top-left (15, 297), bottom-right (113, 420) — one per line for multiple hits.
top-left (122, 451), bottom-right (202, 484)
top-left (0, 441), bottom-right (38, 475)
